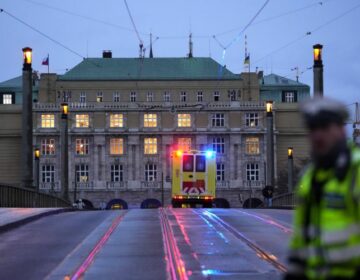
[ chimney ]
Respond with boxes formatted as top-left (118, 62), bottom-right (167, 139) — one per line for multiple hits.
top-left (102, 50), bottom-right (112, 58)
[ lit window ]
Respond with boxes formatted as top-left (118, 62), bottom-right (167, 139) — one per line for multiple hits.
top-left (41, 138), bottom-right (55, 155)
top-left (216, 163), bottom-right (225, 181)
top-left (113, 92), bottom-right (120, 102)
top-left (144, 113), bottom-right (157, 127)
top-left (80, 92), bottom-right (86, 103)
top-left (2, 94), bottom-right (13, 104)
top-left (178, 138), bottom-right (191, 152)
top-left (212, 137), bottom-right (225, 154)
top-left (145, 163), bottom-right (157, 182)
top-left (147, 92), bottom-right (153, 102)
top-left (110, 138), bottom-right (124, 155)
top-left (76, 164), bottom-right (89, 182)
top-left (111, 164), bottom-right (123, 182)
top-left (246, 163), bottom-right (259, 181)
top-left (110, 113), bottom-right (124, 128)
top-left (212, 113), bottom-right (225, 127)
top-left (214, 91), bottom-right (220, 102)
top-left (97, 92), bottom-right (103, 102)
top-left (164, 92), bottom-right (170, 102)
top-left (197, 91), bottom-right (203, 102)
top-left (177, 114), bottom-right (191, 127)
top-left (180, 91), bottom-right (187, 102)
top-left (41, 165), bottom-right (55, 183)
top-left (130, 91), bottom-right (137, 102)
top-left (245, 113), bottom-right (259, 127)
top-left (246, 137), bottom-right (260, 155)
top-left (41, 114), bottom-right (55, 128)
top-left (283, 91), bottom-right (297, 103)
top-left (76, 138), bottom-right (89, 155)
top-left (75, 114), bottom-right (89, 128)
top-left (144, 138), bottom-right (157, 154)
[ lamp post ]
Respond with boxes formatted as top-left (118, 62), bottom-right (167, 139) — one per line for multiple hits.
top-left (34, 147), bottom-right (40, 191)
top-left (265, 101), bottom-right (275, 191)
top-left (313, 44), bottom-right (324, 97)
top-left (21, 47), bottom-right (34, 188)
top-left (60, 102), bottom-right (69, 201)
top-left (288, 147), bottom-right (294, 193)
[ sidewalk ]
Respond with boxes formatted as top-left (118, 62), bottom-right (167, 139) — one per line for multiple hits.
top-left (0, 208), bottom-right (72, 233)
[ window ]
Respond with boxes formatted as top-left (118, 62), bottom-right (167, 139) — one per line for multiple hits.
top-left (145, 163), bottom-right (157, 182)
top-left (212, 113), bottom-right (225, 127)
top-left (180, 91), bottom-right (187, 102)
top-left (113, 92), bottom-right (120, 102)
top-left (214, 91), bottom-right (220, 102)
top-left (144, 138), bottom-right (157, 154)
top-left (282, 91), bottom-right (297, 103)
top-left (41, 165), bottom-right (55, 183)
top-left (80, 92), bottom-right (86, 103)
top-left (75, 114), bottom-right (89, 128)
top-left (216, 163), bottom-right (225, 181)
top-left (144, 113), bottom-right (157, 127)
top-left (183, 155), bottom-right (194, 172)
top-left (147, 92), bottom-right (153, 102)
top-left (76, 164), bottom-right (89, 182)
top-left (2, 94), bottom-right (13, 104)
top-left (97, 92), bottom-right (103, 102)
top-left (110, 138), bottom-right (124, 155)
top-left (110, 113), bottom-right (124, 128)
top-left (130, 91), bottom-right (137, 102)
top-left (111, 164), bottom-right (123, 182)
top-left (196, 155), bottom-right (206, 172)
top-left (245, 113), bottom-right (259, 127)
top-left (246, 137), bottom-right (260, 155)
top-left (212, 137), bottom-right (225, 154)
top-left (197, 91), bottom-right (203, 102)
top-left (41, 138), bottom-right (55, 155)
top-left (163, 92), bottom-right (170, 102)
top-left (41, 114), bottom-right (55, 128)
top-left (178, 138), bottom-right (191, 152)
top-left (246, 163), bottom-right (259, 181)
top-left (76, 138), bottom-right (89, 155)
top-left (177, 114), bottom-right (191, 127)
top-left (229, 90), bottom-right (236, 101)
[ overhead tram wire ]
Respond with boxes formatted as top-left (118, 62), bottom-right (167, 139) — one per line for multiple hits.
top-left (0, 8), bottom-right (85, 60)
top-left (123, 0), bottom-right (143, 48)
top-left (253, 1), bottom-right (360, 65)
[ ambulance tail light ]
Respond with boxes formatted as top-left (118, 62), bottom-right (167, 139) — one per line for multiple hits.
top-left (174, 195), bottom-right (184, 200)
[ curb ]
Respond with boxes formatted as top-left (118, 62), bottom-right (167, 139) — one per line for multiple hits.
top-left (0, 208), bottom-right (75, 234)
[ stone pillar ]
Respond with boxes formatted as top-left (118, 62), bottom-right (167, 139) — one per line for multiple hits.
top-left (266, 106), bottom-right (274, 188)
top-left (60, 112), bottom-right (69, 201)
top-left (288, 151), bottom-right (294, 193)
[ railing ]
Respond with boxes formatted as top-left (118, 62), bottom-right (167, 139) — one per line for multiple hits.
top-left (39, 182), bottom-right (60, 192)
top-left (141, 181), bottom-right (161, 189)
top-left (71, 182), bottom-right (94, 190)
top-left (106, 181), bottom-right (127, 189)
top-left (243, 180), bottom-right (265, 189)
top-left (271, 192), bottom-right (297, 209)
top-left (0, 184), bottom-right (71, 208)
top-left (216, 181), bottom-right (230, 188)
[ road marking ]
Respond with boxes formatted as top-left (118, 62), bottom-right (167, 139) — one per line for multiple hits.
top-left (198, 210), bottom-right (287, 273)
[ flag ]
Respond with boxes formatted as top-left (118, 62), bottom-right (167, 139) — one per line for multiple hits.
top-left (42, 55), bottom-right (49, 66)
top-left (244, 53), bottom-right (250, 65)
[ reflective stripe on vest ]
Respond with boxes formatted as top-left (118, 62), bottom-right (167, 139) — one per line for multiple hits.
top-left (322, 224), bottom-right (360, 245)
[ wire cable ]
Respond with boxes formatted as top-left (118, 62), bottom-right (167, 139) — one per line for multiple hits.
top-left (123, 0), bottom-right (143, 44)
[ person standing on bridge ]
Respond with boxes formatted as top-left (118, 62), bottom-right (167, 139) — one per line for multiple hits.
top-left (285, 98), bottom-right (360, 280)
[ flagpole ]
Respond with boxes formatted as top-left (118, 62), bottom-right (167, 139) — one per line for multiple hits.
top-left (47, 54), bottom-right (49, 74)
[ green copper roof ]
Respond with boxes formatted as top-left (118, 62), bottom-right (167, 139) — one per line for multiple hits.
top-left (0, 76), bottom-right (22, 89)
top-left (60, 57), bottom-right (240, 81)
top-left (261, 74), bottom-right (309, 87)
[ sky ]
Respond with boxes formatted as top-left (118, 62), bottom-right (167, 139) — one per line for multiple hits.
top-left (0, 0), bottom-right (359, 119)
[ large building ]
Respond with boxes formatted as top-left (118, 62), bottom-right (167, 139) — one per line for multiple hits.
top-left (0, 53), bottom-right (311, 207)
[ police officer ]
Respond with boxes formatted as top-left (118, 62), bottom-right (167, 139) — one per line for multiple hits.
top-left (285, 97), bottom-right (360, 280)
top-left (262, 185), bottom-right (274, 207)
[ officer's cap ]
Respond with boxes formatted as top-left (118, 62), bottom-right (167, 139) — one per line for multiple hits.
top-left (300, 97), bottom-right (349, 130)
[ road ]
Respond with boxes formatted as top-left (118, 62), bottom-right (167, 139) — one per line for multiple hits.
top-left (0, 209), bottom-right (293, 280)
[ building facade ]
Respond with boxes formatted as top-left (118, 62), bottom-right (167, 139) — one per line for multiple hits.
top-left (0, 55), bottom-right (311, 207)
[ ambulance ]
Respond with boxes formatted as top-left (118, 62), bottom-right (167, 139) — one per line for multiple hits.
top-left (171, 149), bottom-right (216, 208)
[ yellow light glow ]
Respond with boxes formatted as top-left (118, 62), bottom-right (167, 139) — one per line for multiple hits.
top-left (266, 101), bottom-right (273, 113)
top-left (61, 103), bottom-right (69, 115)
top-left (314, 48), bottom-right (321, 61)
top-left (34, 148), bottom-right (40, 159)
top-left (288, 147), bottom-right (293, 157)
top-left (22, 47), bottom-right (32, 65)
top-left (176, 150), bottom-right (183, 157)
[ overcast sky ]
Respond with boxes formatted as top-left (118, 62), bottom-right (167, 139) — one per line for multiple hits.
top-left (0, 0), bottom-right (359, 117)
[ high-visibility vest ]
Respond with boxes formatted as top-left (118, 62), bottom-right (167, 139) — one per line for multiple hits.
top-left (288, 146), bottom-right (360, 280)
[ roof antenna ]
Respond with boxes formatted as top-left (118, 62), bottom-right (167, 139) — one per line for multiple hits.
top-left (149, 33), bottom-right (153, 58)
top-left (139, 41), bottom-right (144, 58)
top-left (188, 33), bottom-right (193, 58)
top-left (291, 66), bottom-right (299, 82)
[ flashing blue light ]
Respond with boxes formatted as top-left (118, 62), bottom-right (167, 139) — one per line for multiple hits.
top-left (205, 150), bottom-right (214, 158)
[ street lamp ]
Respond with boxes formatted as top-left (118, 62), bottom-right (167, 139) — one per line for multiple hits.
top-left (266, 101), bottom-right (273, 115)
top-left (288, 147), bottom-right (294, 193)
top-left (21, 47), bottom-right (34, 188)
top-left (313, 44), bottom-right (324, 97)
top-left (60, 102), bottom-right (69, 201)
top-left (34, 147), bottom-right (40, 190)
top-left (265, 101), bottom-right (275, 192)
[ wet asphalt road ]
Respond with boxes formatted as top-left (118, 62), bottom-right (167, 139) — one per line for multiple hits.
top-left (0, 209), bottom-right (293, 280)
